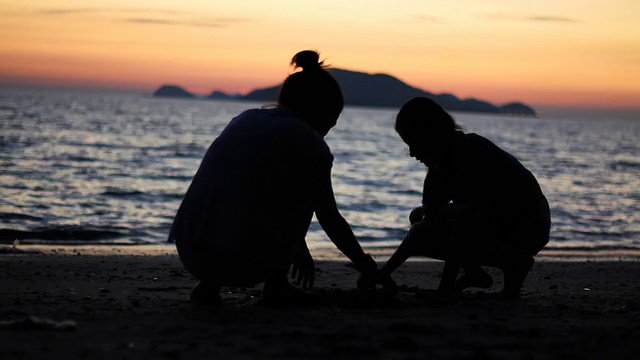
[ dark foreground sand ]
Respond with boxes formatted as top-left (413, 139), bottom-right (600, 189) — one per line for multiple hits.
top-left (1, 245), bottom-right (639, 359)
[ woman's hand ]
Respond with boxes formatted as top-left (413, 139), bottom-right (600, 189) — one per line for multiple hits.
top-left (356, 254), bottom-right (398, 294)
top-left (357, 269), bottom-right (398, 295)
top-left (291, 242), bottom-right (315, 289)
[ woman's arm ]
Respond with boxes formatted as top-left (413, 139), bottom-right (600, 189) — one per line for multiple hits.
top-left (313, 172), bottom-right (377, 274)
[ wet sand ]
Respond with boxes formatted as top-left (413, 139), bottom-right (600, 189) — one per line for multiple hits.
top-left (1, 245), bottom-right (639, 359)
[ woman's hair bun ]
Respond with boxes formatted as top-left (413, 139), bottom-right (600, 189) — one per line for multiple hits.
top-left (291, 50), bottom-right (324, 71)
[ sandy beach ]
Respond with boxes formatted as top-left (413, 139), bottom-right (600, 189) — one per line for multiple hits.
top-left (1, 245), bottom-right (639, 359)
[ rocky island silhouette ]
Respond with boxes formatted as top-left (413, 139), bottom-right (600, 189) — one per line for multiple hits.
top-left (153, 69), bottom-right (536, 116)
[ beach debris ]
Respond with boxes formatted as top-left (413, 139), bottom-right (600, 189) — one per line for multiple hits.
top-left (137, 285), bottom-right (183, 292)
top-left (0, 243), bottom-right (41, 254)
top-left (0, 316), bottom-right (77, 331)
top-left (601, 303), bottom-right (634, 314)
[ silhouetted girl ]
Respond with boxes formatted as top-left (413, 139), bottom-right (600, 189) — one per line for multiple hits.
top-left (169, 50), bottom-right (380, 304)
top-left (380, 97), bottom-right (550, 299)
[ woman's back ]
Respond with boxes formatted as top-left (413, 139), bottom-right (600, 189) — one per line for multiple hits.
top-left (169, 108), bottom-right (332, 251)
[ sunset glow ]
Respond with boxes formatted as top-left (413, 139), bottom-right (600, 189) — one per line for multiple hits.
top-left (1, 0), bottom-right (638, 109)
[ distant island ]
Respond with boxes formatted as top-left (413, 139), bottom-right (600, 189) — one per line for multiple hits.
top-left (152, 69), bottom-right (536, 116)
top-left (153, 85), bottom-right (196, 99)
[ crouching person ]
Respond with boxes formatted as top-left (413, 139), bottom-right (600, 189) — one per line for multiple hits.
top-left (379, 97), bottom-right (550, 299)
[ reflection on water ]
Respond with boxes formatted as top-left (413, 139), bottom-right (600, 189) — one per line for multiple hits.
top-left (0, 88), bottom-right (639, 254)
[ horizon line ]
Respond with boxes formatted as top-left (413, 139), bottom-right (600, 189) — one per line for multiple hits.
top-left (1, 82), bottom-right (639, 114)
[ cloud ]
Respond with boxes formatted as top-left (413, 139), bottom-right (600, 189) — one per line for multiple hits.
top-left (394, 14), bottom-right (442, 25)
top-left (485, 13), bottom-right (578, 23)
top-left (123, 18), bottom-right (237, 28)
top-left (124, 18), bottom-right (181, 25)
top-left (35, 7), bottom-right (250, 29)
top-left (38, 8), bottom-right (98, 15)
top-left (411, 15), bottom-right (442, 24)
top-left (37, 8), bottom-right (184, 16)
top-left (524, 15), bottom-right (578, 23)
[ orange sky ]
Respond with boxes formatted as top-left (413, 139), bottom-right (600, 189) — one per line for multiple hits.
top-left (1, 0), bottom-right (639, 109)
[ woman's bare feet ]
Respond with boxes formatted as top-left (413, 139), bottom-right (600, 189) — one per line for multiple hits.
top-left (456, 266), bottom-right (494, 290)
top-left (500, 257), bottom-right (535, 300)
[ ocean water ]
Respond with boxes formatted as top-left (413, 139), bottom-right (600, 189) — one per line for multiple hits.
top-left (1, 88), bottom-right (639, 255)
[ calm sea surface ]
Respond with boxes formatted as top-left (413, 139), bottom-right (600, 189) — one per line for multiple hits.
top-left (1, 88), bottom-right (639, 255)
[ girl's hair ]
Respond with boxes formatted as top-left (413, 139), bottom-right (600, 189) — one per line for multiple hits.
top-left (395, 97), bottom-right (461, 139)
top-left (278, 50), bottom-right (344, 132)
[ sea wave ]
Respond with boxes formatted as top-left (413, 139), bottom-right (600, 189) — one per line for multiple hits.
top-left (0, 226), bottom-right (133, 243)
top-left (1, 90), bottom-right (639, 255)
top-left (0, 212), bottom-right (42, 221)
top-left (608, 160), bottom-right (640, 171)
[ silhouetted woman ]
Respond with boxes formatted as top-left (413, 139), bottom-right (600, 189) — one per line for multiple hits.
top-left (169, 50), bottom-right (379, 304)
top-left (380, 97), bottom-right (550, 299)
